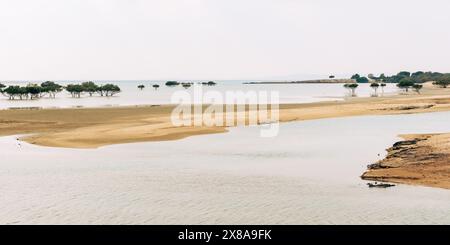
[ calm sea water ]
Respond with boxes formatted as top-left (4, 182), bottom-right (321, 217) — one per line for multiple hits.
top-left (1, 111), bottom-right (449, 224)
top-left (0, 81), bottom-right (399, 108)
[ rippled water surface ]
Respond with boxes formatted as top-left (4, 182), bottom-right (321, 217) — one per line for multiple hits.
top-left (1, 112), bottom-right (450, 224)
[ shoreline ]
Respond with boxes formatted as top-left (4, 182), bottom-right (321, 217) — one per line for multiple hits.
top-left (361, 133), bottom-right (450, 189)
top-left (1, 87), bottom-right (450, 149)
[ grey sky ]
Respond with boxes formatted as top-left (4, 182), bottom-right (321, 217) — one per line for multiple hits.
top-left (1, 0), bottom-right (449, 80)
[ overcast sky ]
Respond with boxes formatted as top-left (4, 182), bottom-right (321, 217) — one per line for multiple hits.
top-left (1, 0), bottom-right (449, 80)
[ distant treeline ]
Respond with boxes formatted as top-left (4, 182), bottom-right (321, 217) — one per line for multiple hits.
top-left (0, 81), bottom-right (121, 100)
top-left (351, 71), bottom-right (450, 87)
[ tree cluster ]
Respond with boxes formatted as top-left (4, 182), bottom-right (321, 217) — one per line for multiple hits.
top-left (0, 81), bottom-right (121, 100)
top-left (66, 82), bottom-right (121, 98)
top-left (0, 81), bottom-right (63, 100)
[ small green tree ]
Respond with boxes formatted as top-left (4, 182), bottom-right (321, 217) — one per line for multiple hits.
top-left (2, 86), bottom-right (28, 100)
top-left (344, 83), bottom-right (359, 97)
top-left (41, 81), bottom-right (63, 98)
top-left (2, 86), bottom-right (21, 100)
top-left (66, 84), bottom-right (84, 98)
top-left (370, 82), bottom-right (380, 96)
top-left (81, 81), bottom-right (99, 96)
top-left (165, 81), bottom-right (179, 86)
top-left (25, 84), bottom-right (42, 99)
top-left (152, 84), bottom-right (160, 90)
top-left (397, 78), bottom-right (415, 92)
top-left (412, 84), bottom-right (423, 94)
top-left (99, 84), bottom-right (121, 97)
top-left (138, 84), bottom-right (145, 90)
top-left (380, 83), bottom-right (387, 94)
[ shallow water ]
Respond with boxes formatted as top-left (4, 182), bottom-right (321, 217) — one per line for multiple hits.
top-left (1, 111), bottom-right (450, 224)
top-left (0, 81), bottom-right (399, 109)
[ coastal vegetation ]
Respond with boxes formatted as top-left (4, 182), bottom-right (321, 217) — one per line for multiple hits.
top-left (0, 81), bottom-right (64, 100)
top-left (96, 84), bottom-right (121, 97)
top-left (80, 81), bottom-right (99, 96)
top-left (152, 84), bottom-right (160, 90)
top-left (343, 83), bottom-right (359, 96)
top-left (41, 81), bottom-right (63, 98)
top-left (433, 77), bottom-right (450, 88)
top-left (66, 84), bottom-right (84, 98)
top-left (413, 84), bottom-right (423, 94)
top-left (67, 82), bottom-right (120, 98)
top-left (0, 81), bottom-right (121, 100)
top-left (397, 79), bottom-right (415, 92)
top-left (350, 71), bottom-right (449, 94)
top-left (138, 84), bottom-right (145, 90)
top-left (370, 82), bottom-right (380, 96)
top-left (165, 81), bottom-right (180, 86)
top-left (182, 83), bottom-right (192, 89)
top-left (202, 81), bottom-right (217, 86)
top-left (380, 83), bottom-right (386, 93)
top-left (351, 74), bottom-right (369, 83)
top-left (353, 71), bottom-right (450, 85)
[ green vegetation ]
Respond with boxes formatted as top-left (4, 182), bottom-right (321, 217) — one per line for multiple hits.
top-left (397, 78), bottom-right (415, 92)
top-left (351, 71), bottom-right (450, 86)
top-left (351, 74), bottom-right (361, 80)
top-left (63, 82), bottom-right (121, 98)
top-left (201, 81), bottom-right (217, 86)
top-left (370, 82), bottom-right (380, 96)
top-left (152, 84), bottom-right (160, 90)
top-left (41, 81), bottom-right (63, 98)
top-left (25, 84), bottom-right (43, 99)
top-left (66, 84), bottom-right (84, 98)
top-left (181, 82), bottom-right (193, 89)
top-left (1, 81), bottom-right (64, 100)
top-left (380, 83), bottom-right (386, 94)
top-left (98, 84), bottom-right (121, 97)
top-left (81, 81), bottom-right (99, 96)
top-left (165, 81), bottom-right (180, 86)
top-left (344, 83), bottom-right (359, 97)
top-left (350, 71), bottom-right (450, 93)
top-left (138, 84), bottom-right (145, 90)
top-left (356, 77), bottom-right (369, 83)
top-left (382, 71), bottom-right (450, 84)
top-left (2, 86), bottom-right (25, 100)
top-left (433, 76), bottom-right (450, 88)
top-left (0, 81), bottom-right (120, 100)
top-left (0, 83), bottom-right (6, 92)
top-left (412, 84), bottom-right (423, 94)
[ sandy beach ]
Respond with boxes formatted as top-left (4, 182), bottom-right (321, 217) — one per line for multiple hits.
top-left (1, 85), bottom-right (450, 149)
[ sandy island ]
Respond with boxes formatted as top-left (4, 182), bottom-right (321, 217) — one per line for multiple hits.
top-left (362, 133), bottom-right (450, 189)
top-left (1, 84), bottom-right (450, 189)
